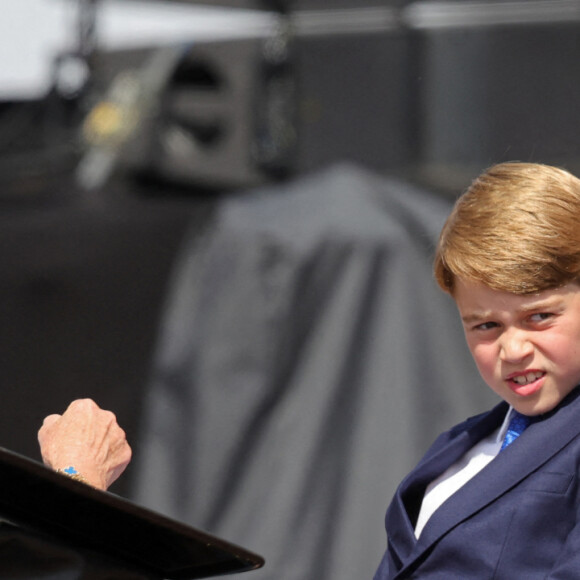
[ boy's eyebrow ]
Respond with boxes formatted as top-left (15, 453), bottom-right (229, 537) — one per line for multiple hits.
top-left (460, 311), bottom-right (491, 325)
top-left (516, 297), bottom-right (562, 313)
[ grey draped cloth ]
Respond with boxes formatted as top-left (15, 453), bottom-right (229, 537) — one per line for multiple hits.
top-left (131, 165), bottom-right (497, 580)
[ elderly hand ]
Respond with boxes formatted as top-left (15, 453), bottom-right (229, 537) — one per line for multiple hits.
top-left (38, 399), bottom-right (132, 491)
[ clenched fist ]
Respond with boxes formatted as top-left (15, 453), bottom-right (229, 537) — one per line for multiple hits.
top-left (38, 399), bottom-right (132, 491)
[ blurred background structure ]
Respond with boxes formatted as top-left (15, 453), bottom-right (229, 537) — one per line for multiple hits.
top-left (2, 1), bottom-right (580, 578)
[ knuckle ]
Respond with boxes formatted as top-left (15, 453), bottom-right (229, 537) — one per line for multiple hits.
top-left (102, 409), bottom-right (117, 424)
top-left (69, 399), bottom-right (92, 412)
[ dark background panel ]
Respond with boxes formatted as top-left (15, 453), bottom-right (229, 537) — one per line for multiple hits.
top-left (413, 19), bottom-right (580, 190)
top-left (0, 193), bottom-right (211, 496)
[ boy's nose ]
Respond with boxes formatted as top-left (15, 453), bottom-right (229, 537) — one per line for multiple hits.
top-left (499, 329), bottom-right (533, 362)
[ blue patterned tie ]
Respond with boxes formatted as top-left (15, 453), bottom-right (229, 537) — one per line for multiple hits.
top-left (501, 411), bottom-right (533, 450)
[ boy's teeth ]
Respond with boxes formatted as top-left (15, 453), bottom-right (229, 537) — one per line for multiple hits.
top-left (513, 372), bottom-right (542, 385)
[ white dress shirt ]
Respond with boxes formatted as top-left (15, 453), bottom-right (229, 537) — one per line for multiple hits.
top-left (414, 407), bottom-right (514, 539)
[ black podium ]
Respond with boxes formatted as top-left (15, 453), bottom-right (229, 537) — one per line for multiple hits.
top-left (0, 447), bottom-right (264, 579)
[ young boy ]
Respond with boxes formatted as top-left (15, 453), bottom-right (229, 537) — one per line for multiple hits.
top-left (374, 162), bottom-right (580, 579)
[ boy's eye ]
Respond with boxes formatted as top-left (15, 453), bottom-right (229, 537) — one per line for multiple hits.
top-left (529, 312), bottom-right (552, 322)
top-left (474, 321), bottom-right (498, 331)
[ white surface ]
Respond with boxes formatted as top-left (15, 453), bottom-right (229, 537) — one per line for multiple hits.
top-left (0, 0), bottom-right (72, 99)
top-left (0, 1), bottom-right (275, 99)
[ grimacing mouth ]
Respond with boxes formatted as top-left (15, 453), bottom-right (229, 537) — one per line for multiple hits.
top-left (509, 371), bottom-right (545, 386)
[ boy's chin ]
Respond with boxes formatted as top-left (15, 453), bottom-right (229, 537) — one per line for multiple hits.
top-left (509, 393), bottom-right (572, 417)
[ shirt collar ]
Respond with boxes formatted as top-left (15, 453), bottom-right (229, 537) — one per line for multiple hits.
top-left (495, 406), bottom-right (515, 445)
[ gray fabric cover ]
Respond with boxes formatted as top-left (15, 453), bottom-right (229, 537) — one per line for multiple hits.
top-left (132, 164), bottom-right (498, 580)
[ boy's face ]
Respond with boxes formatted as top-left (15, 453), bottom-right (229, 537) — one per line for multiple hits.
top-left (454, 278), bottom-right (580, 416)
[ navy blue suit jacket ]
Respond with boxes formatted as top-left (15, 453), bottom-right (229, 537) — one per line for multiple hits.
top-left (374, 387), bottom-right (580, 579)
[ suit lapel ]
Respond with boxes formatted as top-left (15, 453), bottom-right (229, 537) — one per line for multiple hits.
top-left (386, 402), bottom-right (507, 565)
top-left (408, 387), bottom-right (580, 567)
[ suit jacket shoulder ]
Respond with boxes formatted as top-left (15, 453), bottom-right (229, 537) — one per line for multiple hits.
top-left (375, 388), bottom-right (580, 579)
